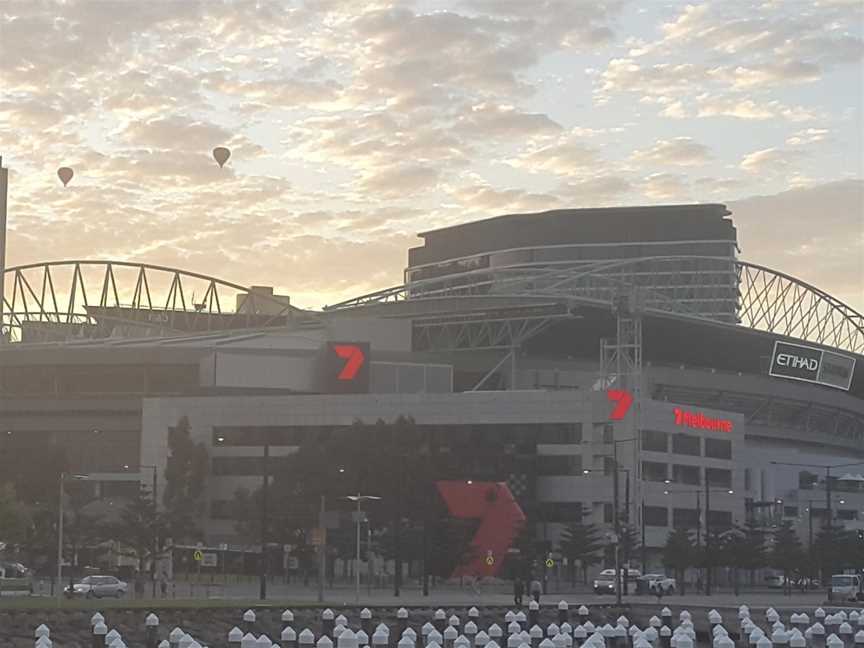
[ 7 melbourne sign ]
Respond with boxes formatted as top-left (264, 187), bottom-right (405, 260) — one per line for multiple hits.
top-left (769, 340), bottom-right (856, 391)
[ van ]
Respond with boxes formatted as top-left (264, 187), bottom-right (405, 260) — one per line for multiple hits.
top-left (830, 574), bottom-right (864, 602)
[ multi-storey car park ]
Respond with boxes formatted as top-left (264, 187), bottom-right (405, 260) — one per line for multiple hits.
top-left (1, 204), bottom-right (862, 578)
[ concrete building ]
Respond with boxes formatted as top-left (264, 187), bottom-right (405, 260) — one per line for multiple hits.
top-left (1, 204), bottom-right (862, 575)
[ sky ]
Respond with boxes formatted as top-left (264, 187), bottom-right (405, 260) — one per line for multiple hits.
top-left (0, 0), bottom-right (862, 311)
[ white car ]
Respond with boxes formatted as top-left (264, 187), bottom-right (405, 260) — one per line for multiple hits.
top-left (66, 575), bottom-right (128, 598)
top-left (641, 573), bottom-right (676, 594)
top-left (593, 568), bottom-right (641, 594)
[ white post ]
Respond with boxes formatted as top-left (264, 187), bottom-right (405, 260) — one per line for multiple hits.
top-left (56, 473), bottom-right (65, 604)
top-left (356, 495), bottom-right (361, 604)
top-left (0, 156), bottom-right (7, 343)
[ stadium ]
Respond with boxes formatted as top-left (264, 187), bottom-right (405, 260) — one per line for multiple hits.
top-left (1, 203), bottom-right (863, 580)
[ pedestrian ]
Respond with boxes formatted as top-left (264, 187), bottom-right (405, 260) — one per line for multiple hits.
top-left (159, 572), bottom-right (168, 598)
top-left (514, 576), bottom-right (525, 606)
top-left (530, 577), bottom-right (542, 604)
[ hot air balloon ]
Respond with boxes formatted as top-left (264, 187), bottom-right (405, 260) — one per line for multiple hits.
top-left (57, 167), bottom-right (74, 186)
top-left (212, 147), bottom-right (231, 168)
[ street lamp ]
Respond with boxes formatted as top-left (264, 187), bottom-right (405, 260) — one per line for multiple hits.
top-left (344, 494), bottom-right (381, 604)
top-left (0, 156), bottom-right (8, 342)
top-left (57, 472), bottom-right (89, 604)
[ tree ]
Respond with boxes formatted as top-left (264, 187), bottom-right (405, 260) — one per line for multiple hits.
top-left (770, 521), bottom-right (803, 595)
top-left (109, 486), bottom-right (170, 574)
top-left (558, 506), bottom-right (603, 585)
top-left (163, 416), bottom-right (208, 543)
top-left (814, 524), bottom-right (854, 580)
top-left (0, 483), bottom-right (31, 548)
top-left (662, 528), bottom-right (695, 595)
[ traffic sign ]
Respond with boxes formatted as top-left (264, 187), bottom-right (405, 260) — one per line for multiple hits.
top-left (545, 558), bottom-right (554, 568)
top-left (193, 549), bottom-right (204, 562)
top-left (485, 556), bottom-right (494, 566)
top-left (310, 527), bottom-right (326, 546)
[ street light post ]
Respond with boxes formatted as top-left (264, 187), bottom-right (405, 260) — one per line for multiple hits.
top-left (345, 494), bottom-right (381, 604)
top-left (0, 156), bottom-right (8, 343)
top-left (139, 464), bottom-right (159, 597)
top-left (57, 473), bottom-right (89, 605)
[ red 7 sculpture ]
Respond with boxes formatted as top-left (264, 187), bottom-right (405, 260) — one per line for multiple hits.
top-left (435, 481), bottom-right (526, 578)
top-left (332, 344), bottom-right (366, 380)
top-left (607, 389), bottom-right (634, 420)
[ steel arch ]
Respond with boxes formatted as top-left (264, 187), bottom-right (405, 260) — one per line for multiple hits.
top-left (1, 260), bottom-right (297, 343)
top-left (325, 256), bottom-right (864, 354)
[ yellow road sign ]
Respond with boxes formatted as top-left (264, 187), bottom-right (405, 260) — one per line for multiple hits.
top-left (193, 550), bottom-right (204, 562)
top-left (485, 556), bottom-right (494, 566)
top-left (545, 558), bottom-right (554, 568)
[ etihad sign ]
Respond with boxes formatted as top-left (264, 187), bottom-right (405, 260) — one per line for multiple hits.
top-left (673, 407), bottom-right (733, 433)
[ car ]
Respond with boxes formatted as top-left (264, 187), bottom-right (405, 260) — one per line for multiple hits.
top-left (65, 575), bottom-right (127, 598)
top-left (0, 562), bottom-right (33, 597)
top-left (639, 573), bottom-right (676, 594)
top-left (830, 574), bottom-right (864, 602)
top-left (593, 568), bottom-right (641, 594)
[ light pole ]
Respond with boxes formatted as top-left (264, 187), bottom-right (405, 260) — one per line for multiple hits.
top-left (0, 156), bottom-right (8, 343)
top-left (344, 494), bottom-right (381, 604)
top-left (57, 472), bottom-right (89, 604)
top-left (138, 464), bottom-right (159, 597)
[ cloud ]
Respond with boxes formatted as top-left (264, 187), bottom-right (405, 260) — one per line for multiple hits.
top-left (630, 137), bottom-right (712, 167)
top-left (507, 140), bottom-right (599, 176)
top-left (731, 180), bottom-right (864, 312)
top-left (448, 183), bottom-right (561, 213)
top-left (786, 128), bottom-right (830, 146)
top-left (740, 148), bottom-right (806, 174)
top-left (639, 173), bottom-right (691, 200)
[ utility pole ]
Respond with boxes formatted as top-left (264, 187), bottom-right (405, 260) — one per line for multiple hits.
top-left (705, 476), bottom-right (711, 596)
top-left (0, 156), bottom-right (8, 343)
top-left (640, 500), bottom-right (646, 573)
top-left (258, 441), bottom-right (269, 600)
top-left (317, 495), bottom-right (325, 603)
top-left (613, 442), bottom-right (621, 606)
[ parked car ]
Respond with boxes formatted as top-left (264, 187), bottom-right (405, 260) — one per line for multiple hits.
top-left (0, 562), bottom-right (33, 597)
top-left (593, 568), bottom-right (641, 594)
top-left (638, 573), bottom-right (676, 594)
top-left (764, 573), bottom-right (786, 589)
top-left (65, 575), bottom-right (127, 598)
top-left (830, 574), bottom-right (864, 602)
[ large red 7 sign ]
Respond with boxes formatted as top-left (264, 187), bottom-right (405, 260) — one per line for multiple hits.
top-left (332, 344), bottom-right (365, 380)
top-left (607, 389), bottom-right (634, 420)
top-left (435, 481), bottom-right (525, 578)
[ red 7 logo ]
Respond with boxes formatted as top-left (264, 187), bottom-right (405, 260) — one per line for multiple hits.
top-left (607, 389), bottom-right (634, 420)
top-left (333, 344), bottom-right (365, 380)
top-left (436, 481), bottom-right (526, 577)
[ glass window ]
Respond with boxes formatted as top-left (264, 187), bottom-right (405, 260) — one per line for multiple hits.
top-left (641, 430), bottom-right (668, 453)
top-left (744, 468), bottom-right (752, 491)
top-left (642, 461), bottom-right (668, 482)
top-left (603, 424), bottom-right (614, 444)
top-left (783, 506), bottom-right (799, 518)
top-left (708, 510), bottom-right (733, 529)
top-left (643, 506), bottom-right (668, 527)
top-left (838, 509), bottom-right (858, 521)
top-left (538, 424), bottom-right (582, 444)
top-left (537, 455), bottom-right (582, 476)
top-left (706, 468), bottom-right (732, 488)
top-left (672, 508), bottom-right (699, 528)
top-left (604, 503), bottom-right (613, 524)
top-left (673, 464), bottom-right (700, 485)
top-left (705, 438), bottom-right (732, 460)
top-left (672, 434), bottom-right (701, 456)
top-left (799, 471), bottom-right (818, 490)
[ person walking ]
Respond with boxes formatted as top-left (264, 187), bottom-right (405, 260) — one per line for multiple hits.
top-left (513, 576), bottom-right (525, 606)
top-left (530, 577), bottom-right (542, 604)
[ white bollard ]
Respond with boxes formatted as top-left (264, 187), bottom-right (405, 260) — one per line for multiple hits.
top-left (613, 627), bottom-right (627, 648)
top-left (717, 638), bottom-right (735, 648)
top-left (516, 615), bottom-right (528, 633)
top-left (813, 624), bottom-right (827, 648)
top-left (583, 625), bottom-right (596, 638)
top-left (554, 636), bottom-right (567, 648)
top-left (258, 636), bottom-right (274, 648)
top-left (790, 635), bottom-right (805, 648)
top-left (476, 632), bottom-right (491, 648)
top-left (559, 602), bottom-right (569, 626)
top-left (578, 608), bottom-right (590, 628)
top-left (466, 623), bottom-right (479, 646)
top-left (299, 629), bottom-right (316, 648)
top-left (771, 629), bottom-right (789, 648)
top-left (840, 624), bottom-right (854, 648)
top-left (336, 616), bottom-right (349, 629)
top-left (562, 626), bottom-right (572, 637)
top-left (854, 631), bottom-right (864, 648)
top-left (548, 627), bottom-right (560, 640)
top-left (373, 630), bottom-right (388, 648)
top-left (430, 631), bottom-right (444, 647)
top-left (451, 617), bottom-right (462, 630)
top-left (509, 624), bottom-right (522, 637)
top-left (444, 628), bottom-right (458, 648)
top-left (338, 630), bottom-right (358, 648)
top-left (283, 628), bottom-right (298, 648)
top-left (319, 637), bottom-right (335, 648)
top-left (644, 628), bottom-right (658, 648)
top-left (829, 635), bottom-right (845, 648)
top-left (508, 638), bottom-right (521, 648)
top-left (530, 627), bottom-right (544, 648)
top-left (757, 637), bottom-right (772, 648)
top-left (490, 627), bottom-right (503, 643)
top-left (574, 628), bottom-right (587, 648)
top-left (356, 632), bottom-right (371, 648)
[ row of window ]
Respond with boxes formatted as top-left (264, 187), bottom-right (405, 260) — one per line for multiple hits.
top-left (642, 430), bottom-right (732, 459)
top-left (642, 462), bottom-right (733, 488)
top-left (535, 502), bottom-right (733, 529)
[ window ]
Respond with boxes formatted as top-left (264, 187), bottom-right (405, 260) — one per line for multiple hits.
top-left (799, 471), bottom-right (818, 490)
top-left (603, 456), bottom-right (615, 476)
top-left (643, 506), bottom-right (669, 527)
top-left (211, 456), bottom-right (289, 476)
top-left (672, 433), bottom-right (701, 456)
top-left (744, 468), bottom-right (752, 491)
top-left (705, 438), bottom-right (732, 460)
top-left (838, 509), bottom-right (858, 521)
top-left (641, 430), bottom-right (668, 453)
top-left (673, 508), bottom-right (699, 528)
top-left (537, 455), bottom-right (582, 476)
top-left (603, 424), bottom-right (614, 444)
top-left (783, 506), bottom-right (799, 518)
top-left (537, 424), bottom-right (582, 444)
top-left (642, 461), bottom-right (668, 483)
top-left (708, 510), bottom-right (733, 529)
top-left (705, 468), bottom-right (732, 488)
top-left (604, 503), bottom-right (613, 524)
top-left (673, 464), bottom-right (700, 485)
top-left (540, 502), bottom-right (585, 523)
